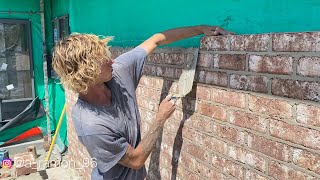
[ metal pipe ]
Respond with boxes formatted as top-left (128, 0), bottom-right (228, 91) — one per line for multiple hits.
top-left (0, 11), bottom-right (41, 14)
top-left (40, 0), bottom-right (51, 143)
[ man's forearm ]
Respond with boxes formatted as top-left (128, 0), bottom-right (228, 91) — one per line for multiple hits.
top-left (138, 118), bottom-right (165, 160)
top-left (157, 25), bottom-right (204, 45)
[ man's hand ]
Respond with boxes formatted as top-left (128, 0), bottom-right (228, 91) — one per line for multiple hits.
top-left (156, 94), bottom-right (176, 123)
top-left (118, 94), bottom-right (176, 170)
top-left (200, 25), bottom-right (235, 36)
top-left (139, 25), bottom-right (234, 54)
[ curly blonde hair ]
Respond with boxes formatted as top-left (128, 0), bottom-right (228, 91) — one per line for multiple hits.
top-left (52, 33), bottom-right (112, 93)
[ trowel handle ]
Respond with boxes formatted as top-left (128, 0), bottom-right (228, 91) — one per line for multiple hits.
top-left (170, 96), bottom-right (180, 104)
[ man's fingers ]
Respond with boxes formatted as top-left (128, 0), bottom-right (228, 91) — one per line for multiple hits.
top-left (164, 94), bottom-right (173, 102)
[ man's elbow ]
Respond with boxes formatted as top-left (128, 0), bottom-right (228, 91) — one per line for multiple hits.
top-left (130, 160), bottom-right (145, 170)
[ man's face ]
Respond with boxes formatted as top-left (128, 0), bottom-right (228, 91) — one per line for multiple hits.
top-left (96, 59), bottom-right (114, 83)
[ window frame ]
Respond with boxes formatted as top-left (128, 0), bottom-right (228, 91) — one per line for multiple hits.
top-left (0, 18), bottom-right (35, 121)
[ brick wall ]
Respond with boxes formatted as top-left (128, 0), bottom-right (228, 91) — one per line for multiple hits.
top-left (66, 32), bottom-right (320, 180)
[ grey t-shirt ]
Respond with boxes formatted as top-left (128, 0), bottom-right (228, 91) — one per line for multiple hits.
top-left (72, 47), bottom-right (148, 180)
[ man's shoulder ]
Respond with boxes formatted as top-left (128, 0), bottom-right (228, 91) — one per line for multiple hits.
top-left (71, 101), bottom-right (115, 136)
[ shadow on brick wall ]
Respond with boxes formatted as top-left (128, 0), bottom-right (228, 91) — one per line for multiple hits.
top-left (146, 79), bottom-right (197, 180)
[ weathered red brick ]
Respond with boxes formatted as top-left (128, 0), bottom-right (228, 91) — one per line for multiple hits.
top-left (143, 64), bottom-right (157, 76)
top-left (248, 133), bottom-right (291, 161)
top-left (213, 54), bottom-right (246, 71)
top-left (162, 80), bottom-right (179, 94)
top-left (139, 76), bottom-right (154, 87)
top-left (147, 53), bottom-right (164, 64)
top-left (175, 68), bottom-right (182, 79)
top-left (182, 141), bottom-right (210, 162)
top-left (156, 66), bottom-right (176, 78)
top-left (249, 55), bottom-right (294, 75)
top-left (211, 88), bottom-right (246, 108)
top-left (230, 34), bottom-right (271, 51)
top-left (212, 123), bottom-right (245, 144)
top-left (211, 154), bottom-right (245, 179)
top-left (293, 148), bottom-right (320, 174)
top-left (230, 74), bottom-right (268, 93)
top-left (196, 100), bottom-right (227, 121)
top-left (198, 133), bottom-right (228, 155)
top-left (245, 170), bottom-right (268, 180)
top-left (194, 160), bottom-right (225, 180)
top-left (198, 52), bottom-right (214, 67)
top-left (188, 115), bottom-right (212, 133)
top-left (13, 152), bottom-right (37, 177)
top-left (163, 53), bottom-right (185, 65)
top-left (298, 57), bottom-right (320, 77)
top-left (297, 104), bottom-right (320, 127)
top-left (272, 32), bottom-right (320, 52)
top-left (195, 85), bottom-right (211, 100)
top-left (230, 111), bottom-right (267, 133)
top-left (272, 79), bottom-right (320, 102)
top-left (248, 95), bottom-right (293, 118)
top-left (269, 161), bottom-right (318, 180)
top-left (200, 36), bottom-right (229, 51)
top-left (228, 145), bottom-right (266, 171)
top-left (196, 70), bottom-right (228, 87)
top-left (270, 119), bottom-right (320, 150)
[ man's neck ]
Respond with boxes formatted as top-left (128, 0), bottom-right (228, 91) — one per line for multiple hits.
top-left (79, 83), bottom-right (112, 106)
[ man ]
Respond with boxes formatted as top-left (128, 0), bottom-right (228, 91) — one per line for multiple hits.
top-left (52, 25), bottom-right (233, 180)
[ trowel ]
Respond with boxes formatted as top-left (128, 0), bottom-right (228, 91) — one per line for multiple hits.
top-left (171, 48), bottom-right (199, 101)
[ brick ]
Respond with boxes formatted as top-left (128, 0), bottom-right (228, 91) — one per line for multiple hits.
top-left (198, 133), bottom-right (228, 155)
top-left (293, 148), bottom-right (320, 174)
top-left (213, 54), bottom-right (246, 71)
top-left (153, 77), bottom-right (164, 89)
top-left (270, 119), bottom-right (320, 150)
top-left (211, 88), bottom-right (246, 108)
top-left (156, 66), bottom-right (176, 78)
top-left (230, 111), bottom-right (267, 133)
top-left (175, 68), bottom-right (182, 79)
top-left (143, 64), bottom-right (157, 76)
top-left (249, 55), bottom-right (294, 75)
top-left (228, 145), bottom-right (266, 171)
top-left (189, 115), bottom-right (212, 133)
top-left (212, 123), bottom-right (245, 144)
top-left (163, 80), bottom-right (179, 94)
top-left (163, 53), bottom-right (185, 65)
top-left (196, 100), bottom-right (227, 121)
top-left (200, 36), bottom-right (229, 51)
top-left (230, 34), bottom-right (271, 51)
top-left (179, 151), bottom-right (196, 170)
top-left (140, 88), bottom-right (161, 101)
top-left (248, 95), bottom-right (293, 118)
top-left (194, 160), bottom-right (225, 180)
top-left (298, 57), bottom-right (320, 77)
top-left (245, 170), bottom-right (268, 180)
top-left (195, 85), bottom-right (211, 100)
top-left (13, 152), bottom-right (37, 177)
top-left (272, 32), bottom-right (320, 52)
top-left (147, 53), bottom-right (164, 64)
top-left (211, 154), bottom-right (244, 179)
top-left (269, 161), bottom-right (317, 180)
top-left (272, 79), bottom-right (320, 102)
top-left (182, 141), bottom-right (210, 162)
top-left (139, 76), bottom-right (154, 87)
top-left (197, 53), bottom-right (213, 68)
top-left (230, 74), bottom-right (268, 93)
top-left (297, 104), bottom-right (320, 127)
top-left (196, 70), bottom-right (228, 87)
top-left (247, 133), bottom-right (291, 161)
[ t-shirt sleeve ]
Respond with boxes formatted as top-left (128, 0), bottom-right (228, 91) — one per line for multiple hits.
top-left (113, 46), bottom-right (148, 88)
top-left (80, 133), bottom-right (128, 173)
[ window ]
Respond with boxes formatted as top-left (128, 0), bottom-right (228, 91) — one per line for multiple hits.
top-left (49, 15), bottom-right (70, 78)
top-left (0, 19), bottom-right (34, 121)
